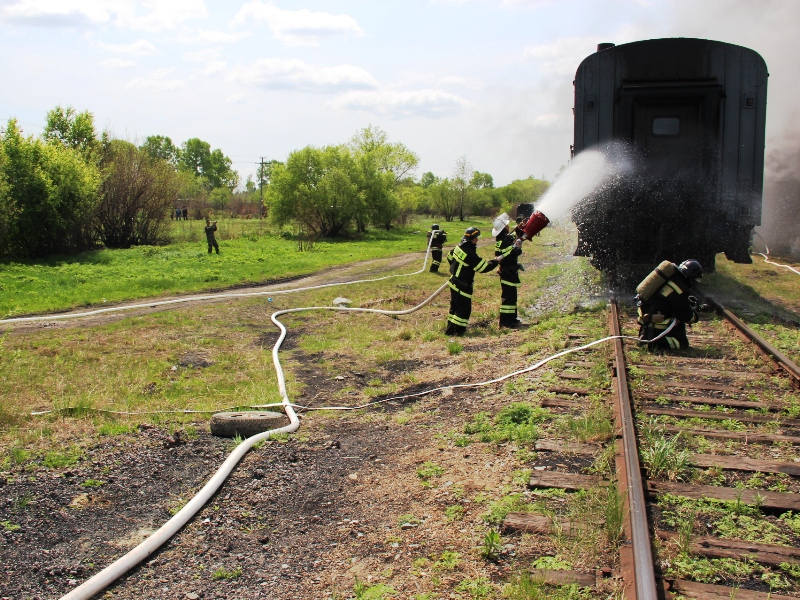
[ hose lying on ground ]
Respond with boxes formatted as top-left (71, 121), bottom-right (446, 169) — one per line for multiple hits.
top-left (57, 306), bottom-right (673, 600)
top-left (51, 234), bottom-right (675, 600)
top-left (753, 232), bottom-right (800, 276)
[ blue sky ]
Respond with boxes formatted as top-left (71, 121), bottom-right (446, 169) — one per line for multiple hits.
top-left (1, 0), bottom-right (798, 187)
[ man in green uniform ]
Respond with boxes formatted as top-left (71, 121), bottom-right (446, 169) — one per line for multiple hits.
top-left (445, 227), bottom-right (503, 336)
top-left (205, 219), bottom-right (219, 254)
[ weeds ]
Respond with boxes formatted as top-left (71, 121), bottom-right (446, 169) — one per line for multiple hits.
top-left (416, 461), bottom-right (444, 487)
top-left (456, 577), bottom-right (492, 599)
top-left (445, 505), bottom-right (464, 522)
top-left (212, 566), bottom-right (242, 580)
top-left (640, 421), bottom-right (690, 481)
top-left (353, 578), bottom-right (398, 599)
top-left (483, 493), bottom-right (530, 525)
top-left (604, 482), bottom-right (625, 548)
top-left (479, 528), bottom-right (502, 561)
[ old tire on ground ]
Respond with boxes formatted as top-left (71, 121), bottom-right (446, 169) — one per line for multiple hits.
top-left (210, 411), bottom-right (288, 438)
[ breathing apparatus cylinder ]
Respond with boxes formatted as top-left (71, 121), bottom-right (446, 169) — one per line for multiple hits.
top-left (636, 260), bottom-right (677, 302)
top-left (521, 210), bottom-right (550, 239)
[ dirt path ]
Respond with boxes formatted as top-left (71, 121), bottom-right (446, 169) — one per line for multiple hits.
top-left (0, 250), bottom-right (427, 335)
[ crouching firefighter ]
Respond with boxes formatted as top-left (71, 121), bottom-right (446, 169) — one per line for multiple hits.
top-left (445, 227), bottom-right (503, 336)
top-left (492, 213), bottom-right (524, 328)
top-left (636, 259), bottom-right (708, 350)
top-left (426, 224), bottom-right (448, 272)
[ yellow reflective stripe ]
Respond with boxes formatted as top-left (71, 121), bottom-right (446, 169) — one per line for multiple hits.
top-left (475, 258), bottom-right (488, 271)
top-left (660, 286), bottom-right (674, 297)
top-left (500, 279), bottom-right (521, 287)
top-left (499, 307), bottom-right (516, 314)
top-left (447, 314), bottom-right (469, 325)
top-left (667, 280), bottom-right (682, 294)
top-left (666, 337), bottom-right (680, 349)
top-left (447, 281), bottom-right (472, 298)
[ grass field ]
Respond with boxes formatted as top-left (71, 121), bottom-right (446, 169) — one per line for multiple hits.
top-left (0, 217), bottom-right (479, 318)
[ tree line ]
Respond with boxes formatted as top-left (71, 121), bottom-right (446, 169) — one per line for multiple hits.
top-left (0, 107), bottom-right (551, 259)
top-left (0, 106), bottom-right (238, 258)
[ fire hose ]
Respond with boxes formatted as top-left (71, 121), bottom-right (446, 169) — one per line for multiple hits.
top-left (45, 226), bottom-right (677, 599)
top-left (753, 232), bottom-right (800, 276)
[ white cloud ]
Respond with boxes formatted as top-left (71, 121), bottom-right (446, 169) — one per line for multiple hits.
top-left (96, 39), bottom-right (157, 56)
top-left (125, 67), bottom-right (184, 90)
top-left (101, 57), bottom-right (135, 68)
top-left (0, 0), bottom-right (207, 31)
top-left (227, 58), bottom-right (378, 93)
top-left (198, 60), bottom-right (226, 75)
top-left (439, 75), bottom-right (484, 90)
top-left (231, 1), bottom-right (363, 46)
top-left (183, 48), bottom-right (220, 62)
top-left (224, 92), bottom-right (247, 104)
top-left (329, 89), bottom-right (471, 118)
top-left (177, 28), bottom-right (250, 44)
top-left (522, 36), bottom-right (599, 76)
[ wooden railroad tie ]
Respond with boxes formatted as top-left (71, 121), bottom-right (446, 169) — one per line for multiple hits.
top-left (657, 531), bottom-right (800, 567)
top-left (646, 480), bottom-right (800, 511)
top-left (661, 578), bottom-right (796, 599)
top-left (533, 439), bottom-right (601, 455)
top-left (663, 426), bottom-right (800, 445)
top-left (528, 471), bottom-right (607, 492)
top-left (641, 406), bottom-right (800, 427)
top-left (690, 453), bottom-right (800, 477)
top-left (636, 392), bottom-right (783, 412)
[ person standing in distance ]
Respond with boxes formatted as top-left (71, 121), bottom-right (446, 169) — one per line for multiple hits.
top-left (445, 227), bottom-right (503, 336)
top-left (205, 219), bottom-right (220, 254)
top-left (426, 224), bottom-right (447, 272)
top-left (492, 213), bottom-right (524, 328)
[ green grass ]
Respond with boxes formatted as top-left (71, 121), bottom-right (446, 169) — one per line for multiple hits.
top-left (0, 218), bottom-right (448, 318)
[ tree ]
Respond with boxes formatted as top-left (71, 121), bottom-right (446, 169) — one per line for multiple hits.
top-left (428, 178), bottom-right (458, 222)
top-left (43, 105), bottom-right (101, 162)
top-left (140, 135), bottom-right (179, 165)
top-left (471, 171), bottom-right (494, 189)
top-left (452, 155), bottom-right (473, 221)
top-left (96, 140), bottom-right (180, 248)
top-left (269, 145), bottom-right (361, 238)
top-left (349, 124), bottom-right (419, 183)
top-left (1, 118), bottom-right (100, 257)
top-left (179, 138), bottom-right (238, 191)
top-left (420, 171), bottom-right (436, 188)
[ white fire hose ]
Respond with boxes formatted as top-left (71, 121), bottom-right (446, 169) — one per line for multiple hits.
top-left (43, 236), bottom-right (676, 600)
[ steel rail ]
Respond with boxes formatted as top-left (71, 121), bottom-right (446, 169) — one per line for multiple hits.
top-left (610, 300), bottom-right (659, 600)
top-left (706, 296), bottom-right (800, 388)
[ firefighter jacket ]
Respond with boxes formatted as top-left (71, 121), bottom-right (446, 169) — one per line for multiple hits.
top-left (637, 272), bottom-right (699, 329)
top-left (426, 229), bottom-right (447, 248)
top-left (446, 241), bottom-right (501, 297)
top-left (494, 231), bottom-right (522, 278)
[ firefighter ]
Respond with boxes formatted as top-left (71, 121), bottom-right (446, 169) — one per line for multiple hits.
top-left (637, 259), bottom-right (705, 350)
top-left (445, 227), bottom-right (504, 336)
top-left (492, 213), bottom-right (524, 328)
top-left (426, 224), bottom-right (447, 272)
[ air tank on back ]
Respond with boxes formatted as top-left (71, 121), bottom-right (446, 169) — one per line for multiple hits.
top-left (571, 38), bottom-right (768, 277)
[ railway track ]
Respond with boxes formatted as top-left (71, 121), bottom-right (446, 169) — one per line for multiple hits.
top-left (610, 300), bottom-right (800, 599)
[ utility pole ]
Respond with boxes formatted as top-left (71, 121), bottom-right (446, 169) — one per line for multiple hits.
top-left (259, 157), bottom-right (266, 219)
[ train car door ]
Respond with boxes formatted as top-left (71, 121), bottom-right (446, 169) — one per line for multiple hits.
top-left (633, 100), bottom-right (703, 177)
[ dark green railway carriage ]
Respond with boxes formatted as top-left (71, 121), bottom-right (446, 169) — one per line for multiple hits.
top-left (572, 38), bottom-right (768, 274)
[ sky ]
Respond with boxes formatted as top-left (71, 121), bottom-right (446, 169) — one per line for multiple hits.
top-left (1, 0), bottom-right (798, 189)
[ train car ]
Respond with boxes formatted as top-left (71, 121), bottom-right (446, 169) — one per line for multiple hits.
top-left (571, 38), bottom-right (768, 275)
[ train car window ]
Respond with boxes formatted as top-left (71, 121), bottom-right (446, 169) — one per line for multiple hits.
top-left (652, 117), bottom-right (680, 136)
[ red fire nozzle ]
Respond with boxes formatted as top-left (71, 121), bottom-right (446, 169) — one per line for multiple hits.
top-left (521, 210), bottom-right (550, 239)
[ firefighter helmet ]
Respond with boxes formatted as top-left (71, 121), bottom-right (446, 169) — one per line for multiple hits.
top-left (463, 227), bottom-right (481, 240)
top-left (491, 213), bottom-right (511, 237)
top-left (431, 224), bottom-right (440, 230)
top-left (677, 259), bottom-right (703, 281)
